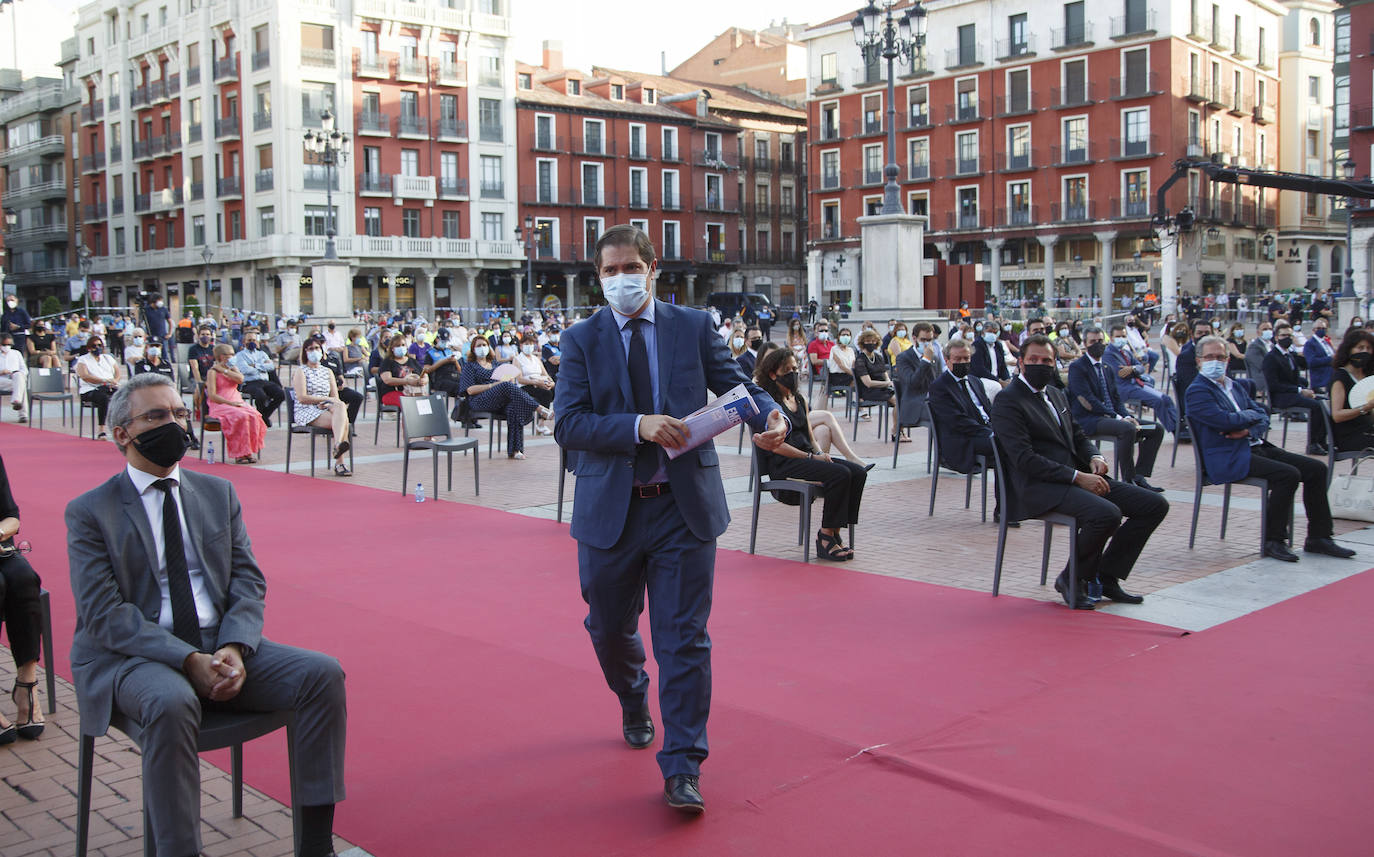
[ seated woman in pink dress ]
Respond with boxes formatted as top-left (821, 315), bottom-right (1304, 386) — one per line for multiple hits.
top-left (205, 343), bottom-right (267, 463)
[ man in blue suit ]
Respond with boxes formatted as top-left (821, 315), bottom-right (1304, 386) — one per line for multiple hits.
top-left (1301, 317), bottom-right (1335, 392)
top-left (1186, 335), bottom-right (1355, 563)
top-left (553, 225), bottom-right (788, 815)
top-left (1068, 327), bottom-right (1165, 491)
top-left (1102, 322), bottom-right (1178, 433)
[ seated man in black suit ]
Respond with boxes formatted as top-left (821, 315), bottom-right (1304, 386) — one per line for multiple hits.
top-left (928, 337), bottom-right (1010, 524)
top-left (990, 335), bottom-right (1170, 609)
top-left (1262, 320), bottom-right (1328, 455)
top-left (971, 319), bottom-right (1012, 386)
top-left (736, 326), bottom-right (763, 377)
top-left (894, 321), bottom-right (939, 430)
top-left (1067, 327), bottom-right (1165, 492)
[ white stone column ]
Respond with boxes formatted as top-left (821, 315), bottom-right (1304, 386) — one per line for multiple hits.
top-left (420, 267), bottom-right (439, 317)
top-left (279, 269), bottom-right (302, 318)
top-left (462, 267), bottom-right (479, 320)
top-left (513, 272), bottom-right (525, 320)
top-left (684, 273), bottom-right (697, 308)
top-left (1095, 231), bottom-right (1118, 315)
top-left (1038, 235), bottom-right (1059, 304)
top-left (384, 268), bottom-right (399, 313)
top-left (986, 238), bottom-right (1005, 305)
top-left (564, 272), bottom-right (577, 314)
top-left (1159, 228), bottom-right (1179, 317)
top-left (368, 275), bottom-right (379, 311)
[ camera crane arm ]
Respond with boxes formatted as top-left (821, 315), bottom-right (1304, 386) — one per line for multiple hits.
top-left (1154, 158), bottom-right (1374, 230)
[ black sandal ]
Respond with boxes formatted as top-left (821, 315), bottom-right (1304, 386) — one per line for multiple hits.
top-left (334, 462), bottom-right (352, 477)
top-left (12, 679), bottom-right (42, 740)
top-left (334, 440), bottom-right (350, 458)
top-left (816, 531), bottom-right (851, 561)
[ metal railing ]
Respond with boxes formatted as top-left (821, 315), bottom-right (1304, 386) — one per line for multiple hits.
top-left (213, 56), bottom-right (237, 80)
top-left (252, 49), bottom-right (270, 71)
top-left (255, 169), bottom-right (274, 192)
top-left (216, 175), bottom-right (242, 197)
top-left (357, 111), bottom-right (390, 134)
top-left (214, 116), bottom-right (240, 138)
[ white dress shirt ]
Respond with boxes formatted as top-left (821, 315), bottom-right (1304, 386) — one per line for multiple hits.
top-left (75, 353), bottom-right (119, 394)
top-left (125, 463), bottom-right (220, 631)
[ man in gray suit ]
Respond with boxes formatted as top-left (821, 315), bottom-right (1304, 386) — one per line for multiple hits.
top-left (66, 372), bottom-right (346, 857)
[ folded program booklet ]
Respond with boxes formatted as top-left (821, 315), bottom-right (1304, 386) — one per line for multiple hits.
top-left (665, 383), bottom-right (760, 460)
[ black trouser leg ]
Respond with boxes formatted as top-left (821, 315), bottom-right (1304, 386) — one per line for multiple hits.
top-left (339, 387), bottom-right (363, 425)
top-left (0, 555), bottom-right (42, 666)
top-left (1095, 418), bottom-right (1141, 483)
top-left (1135, 421), bottom-right (1164, 477)
top-left (770, 456), bottom-right (866, 529)
top-left (1275, 394), bottom-right (1327, 445)
top-left (1096, 480), bottom-right (1169, 581)
top-left (1045, 486), bottom-right (1123, 584)
top-left (1250, 442), bottom-right (1333, 540)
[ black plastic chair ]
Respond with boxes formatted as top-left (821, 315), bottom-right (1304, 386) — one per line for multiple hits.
top-left (285, 390), bottom-right (352, 477)
top-left (465, 406), bottom-right (507, 458)
top-left (989, 440), bottom-right (1081, 601)
top-left (400, 393), bottom-right (480, 495)
top-left (891, 389), bottom-right (935, 471)
top-left (37, 589), bottom-right (55, 715)
top-left (850, 378), bottom-right (891, 442)
top-left (26, 368), bottom-right (69, 428)
top-left (821, 365), bottom-right (853, 419)
top-left (1321, 401), bottom-right (1367, 488)
top-left (926, 407), bottom-right (990, 521)
top-left (76, 708), bottom-right (300, 857)
top-left (1185, 416), bottom-right (1291, 555)
top-left (1278, 403), bottom-right (1318, 450)
top-left (747, 445), bottom-right (853, 564)
top-left (372, 382), bottom-right (402, 447)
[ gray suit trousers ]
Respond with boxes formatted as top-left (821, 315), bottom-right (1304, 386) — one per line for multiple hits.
top-left (113, 635), bottom-right (346, 855)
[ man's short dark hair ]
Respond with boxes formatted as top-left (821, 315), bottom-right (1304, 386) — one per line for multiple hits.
top-left (1110, 323), bottom-right (1127, 335)
top-left (1021, 334), bottom-right (1054, 360)
top-left (912, 321), bottom-right (934, 337)
top-left (593, 224), bottom-right (655, 273)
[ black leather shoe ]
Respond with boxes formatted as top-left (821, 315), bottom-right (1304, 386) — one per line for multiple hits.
top-left (622, 707), bottom-right (654, 749)
top-left (992, 512), bottom-right (1021, 529)
top-left (1304, 537), bottom-right (1357, 559)
top-left (1306, 444), bottom-right (1328, 456)
top-left (1053, 573), bottom-right (1096, 610)
top-left (1133, 476), bottom-right (1165, 493)
top-left (1263, 540), bottom-right (1300, 562)
top-left (664, 774), bottom-right (705, 815)
top-left (1100, 581), bottom-right (1145, 604)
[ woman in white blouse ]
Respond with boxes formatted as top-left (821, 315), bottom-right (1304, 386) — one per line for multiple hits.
top-left (826, 327), bottom-right (857, 388)
top-left (513, 333), bottom-right (555, 435)
top-left (74, 336), bottom-right (123, 439)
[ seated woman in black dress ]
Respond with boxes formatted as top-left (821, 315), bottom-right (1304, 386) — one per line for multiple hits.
top-left (753, 348), bottom-right (870, 562)
top-left (1328, 326), bottom-right (1374, 452)
top-left (852, 328), bottom-right (897, 413)
top-left (0, 453), bottom-right (44, 742)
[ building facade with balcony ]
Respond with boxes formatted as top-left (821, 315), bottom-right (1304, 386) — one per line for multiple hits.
top-left (1276, 0), bottom-right (1341, 292)
top-left (0, 66), bottom-right (81, 308)
top-left (72, 0), bottom-right (521, 318)
top-left (801, 0), bottom-right (1287, 311)
top-left (1336, 0), bottom-right (1374, 298)
top-left (594, 65), bottom-right (809, 308)
top-left (513, 42), bottom-right (752, 309)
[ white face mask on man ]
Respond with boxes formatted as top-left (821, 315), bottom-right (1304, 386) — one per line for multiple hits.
top-left (601, 273), bottom-right (650, 316)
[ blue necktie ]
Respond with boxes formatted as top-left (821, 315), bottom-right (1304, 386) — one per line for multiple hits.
top-left (1098, 363), bottom-right (1111, 401)
top-left (628, 319), bottom-right (659, 483)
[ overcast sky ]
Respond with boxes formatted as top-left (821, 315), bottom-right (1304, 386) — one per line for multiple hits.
top-left (16, 0), bottom-right (847, 78)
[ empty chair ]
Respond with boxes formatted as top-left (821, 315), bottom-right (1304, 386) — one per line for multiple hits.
top-left (26, 368), bottom-right (69, 428)
top-left (989, 440), bottom-right (1080, 600)
top-left (400, 393), bottom-right (480, 496)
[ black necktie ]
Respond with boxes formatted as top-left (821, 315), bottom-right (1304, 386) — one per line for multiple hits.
top-left (627, 319), bottom-right (659, 483)
top-left (154, 479), bottom-right (203, 649)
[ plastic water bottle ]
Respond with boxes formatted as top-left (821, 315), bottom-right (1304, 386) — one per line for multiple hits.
top-left (414, 482), bottom-right (425, 503)
top-left (205, 439), bottom-right (215, 463)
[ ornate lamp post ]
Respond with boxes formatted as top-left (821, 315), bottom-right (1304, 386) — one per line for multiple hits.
top-left (1342, 158), bottom-right (1356, 299)
top-left (76, 244), bottom-right (93, 317)
top-left (514, 214), bottom-right (536, 313)
top-left (303, 110), bottom-right (351, 260)
top-left (201, 245), bottom-right (213, 313)
top-left (852, 0), bottom-right (926, 215)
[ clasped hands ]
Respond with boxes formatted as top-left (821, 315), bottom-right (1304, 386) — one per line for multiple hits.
top-left (639, 409), bottom-right (788, 452)
top-left (1072, 456), bottom-right (1111, 496)
top-left (184, 644), bottom-right (247, 702)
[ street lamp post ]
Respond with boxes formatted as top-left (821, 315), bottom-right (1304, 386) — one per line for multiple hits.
top-left (852, 0), bottom-right (926, 216)
top-left (76, 244), bottom-right (93, 318)
top-left (303, 110), bottom-right (351, 261)
top-left (515, 214), bottom-right (535, 316)
top-left (201, 245), bottom-right (213, 316)
top-left (1342, 158), bottom-right (1357, 299)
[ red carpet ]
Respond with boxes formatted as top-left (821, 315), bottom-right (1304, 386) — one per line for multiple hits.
top-left (5, 423), bottom-right (1373, 856)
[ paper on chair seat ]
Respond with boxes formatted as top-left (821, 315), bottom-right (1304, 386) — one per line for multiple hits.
top-left (666, 383), bottom-right (760, 460)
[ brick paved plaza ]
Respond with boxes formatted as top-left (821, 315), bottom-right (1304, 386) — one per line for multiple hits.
top-left (1, 368), bottom-right (1367, 856)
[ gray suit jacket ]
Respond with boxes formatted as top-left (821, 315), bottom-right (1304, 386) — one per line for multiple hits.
top-left (66, 468), bottom-right (266, 736)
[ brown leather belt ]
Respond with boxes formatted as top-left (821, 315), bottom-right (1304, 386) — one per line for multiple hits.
top-left (632, 483), bottom-right (671, 499)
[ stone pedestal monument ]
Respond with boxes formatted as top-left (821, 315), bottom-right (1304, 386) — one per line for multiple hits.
top-left (856, 212), bottom-right (926, 312)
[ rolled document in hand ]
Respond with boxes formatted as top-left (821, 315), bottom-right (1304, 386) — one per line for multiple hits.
top-left (665, 383), bottom-right (760, 459)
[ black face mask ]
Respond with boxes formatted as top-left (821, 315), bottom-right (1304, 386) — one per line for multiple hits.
top-left (1276, 336), bottom-right (1294, 350)
top-left (130, 420), bottom-right (192, 468)
top-left (776, 371), bottom-right (798, 390)
top-left (950, 362), bottom-right (971, 379)
top-left (1086, 342), bottom-right (1107, 359)
top-left (1021, 363), bottom-right (1057, 390)
top-left (1350, 353), bottom-right (1372, 369)
top-left (749, 339), bottom-right (762, 349)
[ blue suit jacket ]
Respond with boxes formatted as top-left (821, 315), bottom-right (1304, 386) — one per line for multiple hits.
top-left (553, 301), bottom-right (780, 549)
top-left (1184, 375), bottom-right (1271, 484)
top-left (1302, 337), bottom-right (1334, 390)
top-left (1066, 355), bottom-right (1128, 434)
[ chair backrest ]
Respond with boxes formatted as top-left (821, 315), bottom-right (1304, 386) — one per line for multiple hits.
top-left (176, 342), bottom-right (192, 368)
top-left (1185, 415), bottom-right (1211, 484)
top-left (926, 402), bottom-right (945, 467)
top-left (990, 437), bottom-right (1014, 522)
top-left (29, 367), bottom-right (65, 395)
top-left (400, 393), bottom-right (451, 441)
top-left (1321, 400), bottom-right (1337, 474)
top-left (285, 388), bottom-right (299, 424)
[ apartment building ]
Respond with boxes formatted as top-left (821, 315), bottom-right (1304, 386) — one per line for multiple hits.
top-left (1336, 0), bottom-right (1374, 294)
top-left (802, 0), bottom-right (1287, 311)
top-left (670, 24), bottom-right (810, 106)
top-left (1277, 0), bottom-right (1341, 291)
top-left (0, 54), bottom-right (82, 308)
top-left (72, 0), bottom-right (521, 319)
